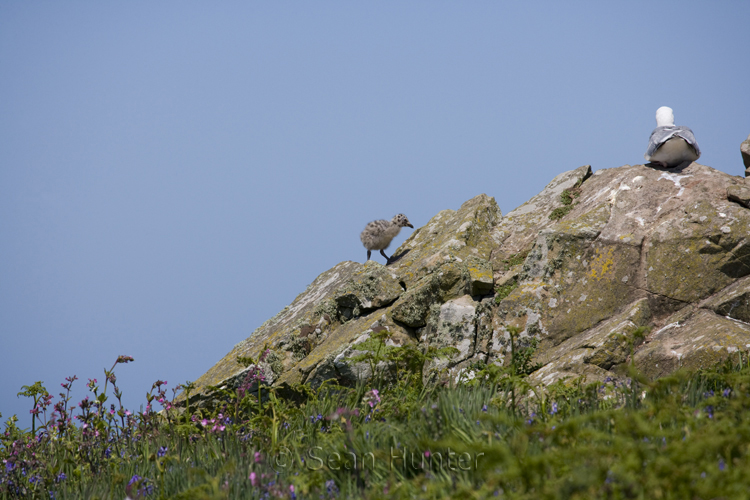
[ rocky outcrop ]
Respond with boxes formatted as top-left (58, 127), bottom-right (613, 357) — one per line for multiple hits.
top-left (184, 161), bottom-right (750, 406)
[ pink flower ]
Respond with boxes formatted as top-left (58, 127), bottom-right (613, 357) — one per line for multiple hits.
top-left (249, 472), bottom-right (258, 486)
top-left (254, 451), bottom-right (262, 463)
top-left (363, 389), bottom-right (381, 408)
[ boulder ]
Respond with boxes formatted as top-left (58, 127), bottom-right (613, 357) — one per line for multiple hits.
top-left (185, 160), bottom-right (750, 407)
top-left (633, 309), bottom-right (750, 379)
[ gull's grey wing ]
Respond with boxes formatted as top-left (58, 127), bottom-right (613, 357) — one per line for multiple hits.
top-left (644, 125), bottom-right (701, 160)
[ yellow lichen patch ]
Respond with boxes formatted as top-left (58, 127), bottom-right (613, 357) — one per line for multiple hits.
top-left (589, 247), bottom-right (615, 281)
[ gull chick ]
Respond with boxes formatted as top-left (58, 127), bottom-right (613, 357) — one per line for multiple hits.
top-left (644, 106), bottom-right (701, 168)
top-left (360, 214), bottom-right (413, 263)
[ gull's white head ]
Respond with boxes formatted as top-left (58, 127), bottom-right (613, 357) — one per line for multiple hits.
top-left (655, 106), bottom-right (675, 127)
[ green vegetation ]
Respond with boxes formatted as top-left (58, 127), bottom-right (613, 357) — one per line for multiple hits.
top-left (494, 280), bottom-right (518, 304)
top-left (549, 183), bottom-right (583, 221)
top-left (500, 251), bottom-right (530, 272)
top-left (4, 344), bottom-right (750, 499)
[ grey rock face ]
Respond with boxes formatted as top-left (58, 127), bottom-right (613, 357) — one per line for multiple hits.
top-left (742, 134), bottom-right (750, 174)
top-left (185, 159), bottom-right (750, 408)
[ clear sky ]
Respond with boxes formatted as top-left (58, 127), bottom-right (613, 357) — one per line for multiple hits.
top-left (2, 2), bottom-right (749, 428)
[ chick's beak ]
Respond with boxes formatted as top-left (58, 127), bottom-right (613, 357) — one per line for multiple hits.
top-left (407, 223), bottom-right (414, 228)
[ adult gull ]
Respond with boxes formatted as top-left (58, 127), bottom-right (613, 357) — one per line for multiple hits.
top-left (644, 106), bottom-right (701, 168)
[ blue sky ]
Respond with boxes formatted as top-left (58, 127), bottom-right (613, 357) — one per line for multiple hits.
top-left (2, 2), bottom-right (749, 427)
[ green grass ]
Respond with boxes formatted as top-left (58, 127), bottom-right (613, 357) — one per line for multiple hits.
top-left (549, 185), bottom-right (583, 221)
top-left (4, 348), bottom-right (750, 499)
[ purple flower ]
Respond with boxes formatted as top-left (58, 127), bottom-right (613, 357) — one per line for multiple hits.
top-left (325, 479), bottom-right (339, 497)
top-left (482, 404), bottom-right (488, 412)
top-left (158, 446), bottom-right (168, 458)
top-left (549, 402), bottom-right (558, 415)
top-left (363, 389), bottom-right (381, 408)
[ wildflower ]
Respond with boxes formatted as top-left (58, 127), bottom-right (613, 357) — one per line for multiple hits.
top-left (249, 472), bottom-right (258, 486)
top-left (706, 406), bottom-right (714, 419)
top-left (549, 402), bottom-right (558, 415)
top-left (290, 484), bottom-right (296, 500)
top-left (254, 451), bottom-right (262, 463)
top-left (424, 451), bottom-right (431, 458)
top-left (116, 355), bottom-right (135, 364)
top-left (56, 472), bottom-right (66, 483)
top-left (325, 479), bottom-right (339, 497)
top-left (482, 404), bottom-right (488, 412)
top-left (719, 458), bottom-right (726, 471)
top-left (526, 412), bottom-right (536, 425)
top-left (158, 446), bottom-right (168, 458)
top-left (723, 388), bottom-right (731, 397)
top-left (363, 389), bottom-right (381, 408)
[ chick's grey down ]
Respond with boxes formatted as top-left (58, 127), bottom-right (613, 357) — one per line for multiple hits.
top-left (360, 214), bottom-right (413, 263)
